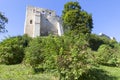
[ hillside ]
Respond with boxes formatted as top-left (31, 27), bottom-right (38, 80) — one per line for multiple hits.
top-left (0, 64), bottom-right (120, 80)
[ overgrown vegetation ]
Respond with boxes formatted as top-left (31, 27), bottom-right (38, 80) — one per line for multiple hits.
top-left (0, 33), bottom-right (120, 80)
top-left (0, 35), bottom-right (31, 64)
top-left (0, 1), bottom-right (120, 80)
top-left (0, 64), bottom-right (59, 80)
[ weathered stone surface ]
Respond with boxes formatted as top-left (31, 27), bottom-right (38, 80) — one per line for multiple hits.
top-left (24, 6), bottom-right (63, 37)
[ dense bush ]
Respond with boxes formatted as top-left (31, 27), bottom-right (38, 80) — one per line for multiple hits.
top-left (42, 36), bottom-right (60, 71)
top-left (24, 37), bottom-right (45, 67)
top-left (21, 34), bottom-right (32, 47)
top-left (56, 34), bottom-right (95, 80)
top-left (0, 35), bottom-right (31, 65)
top-left (0, 33), bottom-right (120, 80)
top-left (88, 34), bottom-right (117, 51)
top-left (24, 36), bottom-right (59, 70)
top-left (0, 36), bottom-right (24, 64)
top-left (79, 68), bottom-right (116, 80)
top-left (109, 43), bottom-right (120, 66)
top-left (88, 34), bottom-right (105, 51)
top-left (95, 44), bottom-right (118, 66)
top-left (24, 33), bottom-right (96, 80)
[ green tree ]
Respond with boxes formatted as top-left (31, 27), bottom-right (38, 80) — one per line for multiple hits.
top-left (62, 1), bottom-right (93, 34)
top-left (0, 12), bottom-right (8, 33)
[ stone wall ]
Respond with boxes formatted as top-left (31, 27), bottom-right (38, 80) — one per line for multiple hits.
top-left (24, 6), bottom-right (63, 37)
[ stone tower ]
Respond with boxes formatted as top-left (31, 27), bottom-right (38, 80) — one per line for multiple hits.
top-left (24, 6), bottom-right (63, 37)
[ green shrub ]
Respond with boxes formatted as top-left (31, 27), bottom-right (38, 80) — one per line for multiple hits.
top-left (88, 34), bottom-right (104, 51)
top-left (111, 43), bottom-right (120, 67)
top-left (88, 34), bottom-right (116, 51)
top-left (95, 44), bottom-right (118, 66)
top-left (0, 36), bottom-right (24, 64)
top-left (0, 35), bottom-right (31, 65)
top-left (21, 34), bottom-right (32, 47)
top-left (24, 37), bottom-right (45, 67)
top-left (56, 34), bottom-right (93, 80)
top-left (42, 36), bottom-right (60, 71)
top-left (79, 68), bottom-right (116, 80)
top-left (24, 34), bottom-right (96, 80)
top-left (24, 36), bottom-right (61, 71)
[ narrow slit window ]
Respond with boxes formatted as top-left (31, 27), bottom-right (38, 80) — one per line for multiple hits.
top-left (30, 20), bottom-right (32, 24)
top-left (49, 12), bottom-right (51, 14)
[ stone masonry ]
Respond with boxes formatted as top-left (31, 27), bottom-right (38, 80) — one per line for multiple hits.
top-left (24, 6), bottom-right (63, 37)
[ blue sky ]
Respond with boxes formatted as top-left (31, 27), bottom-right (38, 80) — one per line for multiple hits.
top-left (0, 0), bottom-right (120, 41)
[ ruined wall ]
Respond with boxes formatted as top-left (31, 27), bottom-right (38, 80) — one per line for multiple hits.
top-left (24, 6), bottom-right (35, 37)
top-left (24, 6), bottom-right (63, 37)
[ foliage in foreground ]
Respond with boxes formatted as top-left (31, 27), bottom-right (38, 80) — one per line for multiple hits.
top-left (95, 44), bottom-right (118, 66)
top-left (0, 64), bottom-right (58, 80)
top-left (24, 33), bottom-right (95, 80)
top-left (0, 32), bottom-right (120, 80)
top-left (1, 64), bottom-right (120, 80)
top-left (0, 35), bottom-right (31, 65)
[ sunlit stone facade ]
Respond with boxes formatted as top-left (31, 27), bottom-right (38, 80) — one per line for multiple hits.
top-left (24, 6), bottom-right (63, 37)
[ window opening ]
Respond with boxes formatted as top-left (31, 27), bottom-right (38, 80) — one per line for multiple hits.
top-left (42, 11), bottom-right (45, 14)
top-left (30, 20), bottom-right (32, 24)
top-left (33, 9), bottom-right (35, 13)
top-left (49, 12), bottom-right (52, 16)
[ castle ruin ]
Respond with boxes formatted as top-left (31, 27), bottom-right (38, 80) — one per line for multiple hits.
top-left (24, 6), bottom-right (63, 37)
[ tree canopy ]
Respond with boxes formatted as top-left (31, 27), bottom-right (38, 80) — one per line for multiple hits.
top-left (62, 1), bottom-right (93, 34)
top-left (0, 12), bottom-right (8, 33)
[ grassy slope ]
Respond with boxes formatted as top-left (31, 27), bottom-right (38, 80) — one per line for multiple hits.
top-left (100, 65), bottom-right (120, 80)
top-left (0, 64), bottom-right (120, 80)
top-left (0, 64), bottom-right (58, 80)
